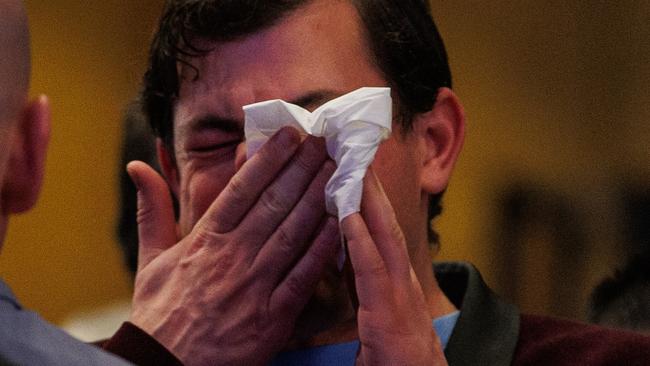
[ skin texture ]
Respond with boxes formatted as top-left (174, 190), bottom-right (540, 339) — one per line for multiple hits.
top-left (128, 0), bottom-right (465, 364)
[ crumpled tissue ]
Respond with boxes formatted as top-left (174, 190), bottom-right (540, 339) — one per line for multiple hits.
top-left (243, 87), bottom-right (392, 221)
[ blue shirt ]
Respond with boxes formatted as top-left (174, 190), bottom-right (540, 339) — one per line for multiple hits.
top-left (269, 311), bottom-right (460, 365)
top-left (0, 279), bottom-right (133, 366)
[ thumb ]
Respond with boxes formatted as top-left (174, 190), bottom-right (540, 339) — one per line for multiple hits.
top-left (127, 160), bottom-right (177, 271)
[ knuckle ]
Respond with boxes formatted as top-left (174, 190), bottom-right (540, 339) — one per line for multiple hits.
top-left (192, 227), bottom-right (226, 252)
top-left (259, 187), bottom-right (292, 214)
top-left (226, 173), bottom-right (247, 200)
top-left (194, 223), bottom-right (219, 243)
top-left (213, 177), bottom-right (248, 232)
top-left (135, 204), bottom-right (155, 226)
top-left (357, 258), bottom-right (389, 281)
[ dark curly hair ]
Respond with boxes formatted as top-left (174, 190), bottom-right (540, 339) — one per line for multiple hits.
top-left (142, 0), bottom-right (452, 247)
top-left (589, 252), bottom-right (650, 331)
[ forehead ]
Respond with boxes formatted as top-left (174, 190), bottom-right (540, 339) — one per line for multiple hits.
top-left (174, 0), bottom-right (387, 132)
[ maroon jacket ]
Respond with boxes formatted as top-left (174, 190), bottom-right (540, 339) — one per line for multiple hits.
top-left (515, 314), bottom-right (650, 365)
top-left (98, 322), bottom-right (182, 366)
top-left (436, 262), bottom-right (650, 366)
top-left (99, 262), bottom-right (650, 365)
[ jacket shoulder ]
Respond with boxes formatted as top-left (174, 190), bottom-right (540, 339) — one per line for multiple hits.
top-left (514, 313), bottom-right (650, 366)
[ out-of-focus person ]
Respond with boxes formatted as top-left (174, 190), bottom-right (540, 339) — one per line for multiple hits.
top-left (589, 252), bottom-right (650, 334)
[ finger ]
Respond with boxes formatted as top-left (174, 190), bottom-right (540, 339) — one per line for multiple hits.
top-left (200, 126), bottom-right (301, 233)
top-left (127, 161), bottom-right (177, 271)
top-left (359, 168), bottom-right (411, 278)
top-left (234, 141), bottom-right (247, 171)
top-left (341, 213), bottom-right (390, 310)
top-left (250, 160), bottom-right (336, 284)
top-left (236, 135), bottom-right (329, 245)
top-left (270, 215), bottom-right (340, 318)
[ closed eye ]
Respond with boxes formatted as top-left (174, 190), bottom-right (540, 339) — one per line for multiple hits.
top-left (183, 115), bottom-right (244, 158)
top-left (192, 139), bottom-right (240, 152)
top-left (188, 139), bottom-right (242, 158)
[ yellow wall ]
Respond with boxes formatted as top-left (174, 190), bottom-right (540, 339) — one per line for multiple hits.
top-left (433, 1), bottom-right (650, 318)
top-left (0, 0), bottom-right (163, 324)
top-left (0, 1), bottom-right (647, 324)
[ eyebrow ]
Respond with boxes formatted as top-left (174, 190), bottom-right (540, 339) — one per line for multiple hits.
top-left (287, 90), bottom-right (345, 111)
top-left (185, 89), bottom-right (346, 135)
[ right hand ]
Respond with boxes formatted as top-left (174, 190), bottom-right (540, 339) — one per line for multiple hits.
top-left (341, 170), bottom-right (447, 366)
top-left (127, 127), bottom-right (340, 366)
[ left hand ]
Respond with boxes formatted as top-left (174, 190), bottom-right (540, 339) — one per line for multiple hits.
top-left (126, 132), bottom-right (340, 365)
top-left (341, 169), bottom-right (447, 366)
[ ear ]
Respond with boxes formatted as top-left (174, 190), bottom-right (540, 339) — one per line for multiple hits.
top-left (417, 87), bottom-right (465, 194)
top-left (156, 138), bottom-right (180, 198)
top-left (1, 95), bottom-right (51, 214)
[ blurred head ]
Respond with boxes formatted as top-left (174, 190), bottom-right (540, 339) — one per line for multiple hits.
top-left (143, 0), bottom-right (461, 252)
top-left (589, 253), bottom-right (650, 334)
top-left (117, 99), bottom-right (162, 275)
top-left (0, 0), bottom-right (31, 173)
top-left (0, 0), bottom-right (50, 248)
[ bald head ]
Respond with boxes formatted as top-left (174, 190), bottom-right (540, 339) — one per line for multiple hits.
top-left (0, 0), bottom-right (48, 248)
top-left (0, 0), bottom-right (30, 127)
top-left (0, 0), bottom-right (30, 225)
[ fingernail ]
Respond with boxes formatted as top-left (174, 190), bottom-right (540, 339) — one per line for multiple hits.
top-left (126, 162), bottom-right (142, 192)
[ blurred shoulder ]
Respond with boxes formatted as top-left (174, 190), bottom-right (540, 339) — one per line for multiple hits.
top-left (514, 313), bottom-right (650, 366)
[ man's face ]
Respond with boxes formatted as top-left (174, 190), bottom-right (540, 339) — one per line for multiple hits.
top-left (170, 0), bottom-right (426, 246)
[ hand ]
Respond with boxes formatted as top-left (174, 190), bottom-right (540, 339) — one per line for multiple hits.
top-left (341, 169), bottom-right (447, 366)
top-left (127, 128), bottom-right (340, 366)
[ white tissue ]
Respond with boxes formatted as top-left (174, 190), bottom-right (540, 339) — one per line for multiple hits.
top-left (243, 87), bottom-right (392, 221)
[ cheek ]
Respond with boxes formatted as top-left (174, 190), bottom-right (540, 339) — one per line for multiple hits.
top-left (373, 139), bottom-right (422, 233)
top-left (178, 162), bottom-right (236, 235)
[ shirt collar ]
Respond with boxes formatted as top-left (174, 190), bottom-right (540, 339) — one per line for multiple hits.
top-left (433, 310), bottom-right (460, 349)
top-left (0, 278), bottom-right (22, 310)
